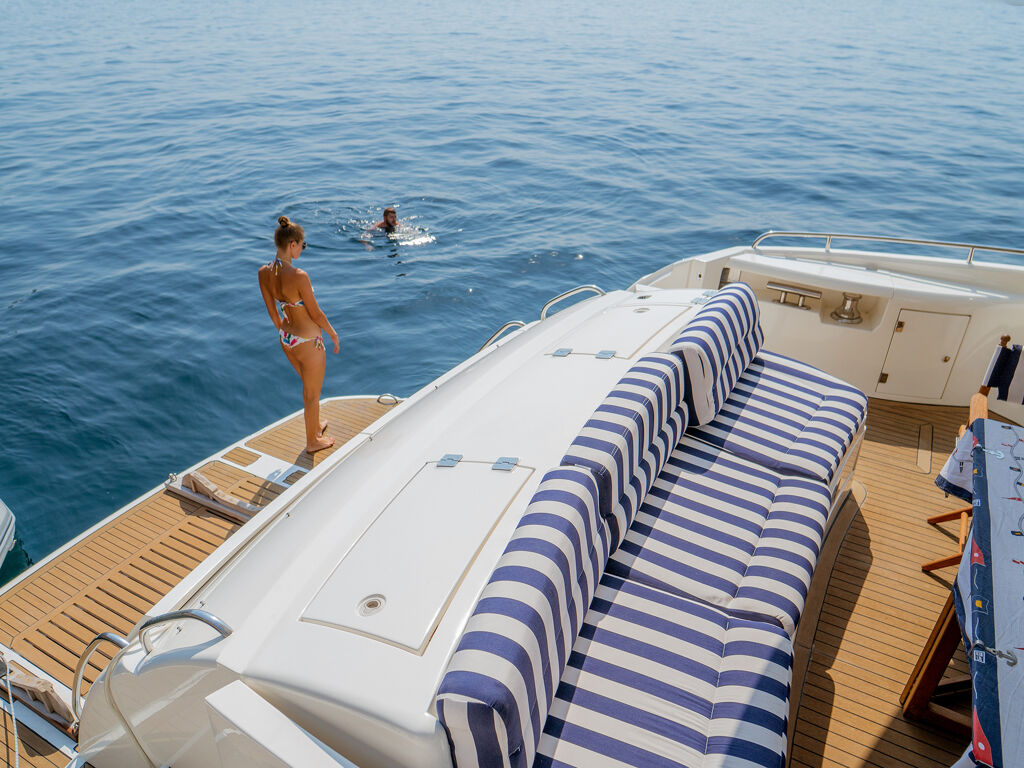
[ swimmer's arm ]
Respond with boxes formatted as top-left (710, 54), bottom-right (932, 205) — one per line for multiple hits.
top-left (257, 267), bottom-right (282, 331)
top-left (296, 270), bottom-right (340, 353)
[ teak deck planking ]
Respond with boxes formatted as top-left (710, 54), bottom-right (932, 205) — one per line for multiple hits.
top-left (246, 398), bottom-right (394, 470)
top-left (789, 398), bottom-right (990, 768)
top-left (0, 397), bottom-right (394, 766)
top-left (0, 709), bottom-right (65, 768)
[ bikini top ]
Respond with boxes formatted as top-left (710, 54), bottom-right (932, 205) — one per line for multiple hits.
top-left (271, 257), bottom-right (305, 314)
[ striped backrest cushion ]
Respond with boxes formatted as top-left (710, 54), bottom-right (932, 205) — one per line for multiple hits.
top-left (560, 354), bottom-right (688, 549)
top-left (436, 467), bottom-right (608, 768)
top-left (608, 401), bottom-right (687, 548)
top-left (669, 282), bottom-right (764, 426)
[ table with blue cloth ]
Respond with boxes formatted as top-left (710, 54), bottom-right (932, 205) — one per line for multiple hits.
top-left (951, 418), bottom-right (1024, 768)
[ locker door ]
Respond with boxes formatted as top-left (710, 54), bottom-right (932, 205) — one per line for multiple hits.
top-left (876, 310), bottom-right (969, 398)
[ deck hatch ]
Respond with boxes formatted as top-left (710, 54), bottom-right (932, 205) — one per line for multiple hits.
top-left (301, 461), bottom-right (533, 652)
top-left (551, 304), bottom-right (691, 358)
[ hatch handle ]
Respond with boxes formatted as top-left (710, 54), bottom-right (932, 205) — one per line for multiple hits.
top-left (138, 608), bottom-right (233, 654)
top-left (73, 631), bottom-right (129, 720)
top-left (540, 285), bottom-right (606, 320)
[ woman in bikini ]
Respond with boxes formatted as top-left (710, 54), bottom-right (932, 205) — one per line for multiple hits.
top-left (258, 216), bottom-right (340, 454)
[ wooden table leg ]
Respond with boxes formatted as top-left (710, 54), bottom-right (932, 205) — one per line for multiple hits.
top-left (900, 592), bottom-right (971, 735)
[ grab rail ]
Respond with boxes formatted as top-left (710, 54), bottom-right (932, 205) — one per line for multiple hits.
top-left (73, 632), bottom-right (128, 720)
top-left (478, 321), bottom-right (526, 351)
top-left (139, 609), bottom-right (233, 654)
top-left (540, 285), bottom-right (606, 320)
top-left (751, 231), bottom-right (1024, 265)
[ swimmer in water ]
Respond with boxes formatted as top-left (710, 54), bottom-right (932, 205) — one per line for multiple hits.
top-left (373, 207), bottom-right (399, 233)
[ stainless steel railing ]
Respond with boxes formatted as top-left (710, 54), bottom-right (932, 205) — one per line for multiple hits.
top-left (751, 231), bottom-right (1024, 264)
top-left (72, 609), bottom-right (233, 723)
top-left (540, 285), bottom-right (606, 320)
top-left (478, 320), bottom-right (526, 351)
top-left (73, 632), bottom-right (128, 719)
top-left (138, 609), bottom-right (232, 653)
top-left (478, 285), bottom-right (605, 354)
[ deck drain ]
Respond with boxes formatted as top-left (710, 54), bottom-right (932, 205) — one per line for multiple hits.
top-left (358, 595), bottom-right (386, 616)
top-left (633, 307), bottom-right (651, 313)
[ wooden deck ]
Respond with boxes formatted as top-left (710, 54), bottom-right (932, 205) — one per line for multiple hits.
top-left (0, 709), bottom-right (66, 768)
top-left (789, 398), bottom-right (984, 768)
top-left (0, 396), bottom-right (394, 765)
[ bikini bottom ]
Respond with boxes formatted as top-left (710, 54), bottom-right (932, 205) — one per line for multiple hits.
top-left (280, 328), bottom-right (325, 351)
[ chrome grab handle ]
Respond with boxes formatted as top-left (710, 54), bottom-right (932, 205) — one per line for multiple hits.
top-left (73, 631), bottom-right (128, 720)
top-left (540, 285), bottom-right (606, 320)
top-left (766, 281), bottom-right (822, 309)
top-left (139, 608), bottom-right (233, 654)
top-left (751, 231), bottom-right (1024, 264)
top-left (376, 393), bottom-right (401, 405)
top-left (478, 321), bottom-right (526, 352)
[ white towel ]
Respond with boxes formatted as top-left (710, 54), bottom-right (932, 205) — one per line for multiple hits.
top-left (935, 429), bottom-right (976, 502)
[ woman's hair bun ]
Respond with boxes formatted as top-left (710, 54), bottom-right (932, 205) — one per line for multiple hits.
top-left (278, 215), bottom-right (291, 228)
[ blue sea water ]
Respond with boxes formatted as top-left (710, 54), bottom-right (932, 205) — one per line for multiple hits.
top-left (2, 0), bottom-right (1024, 576)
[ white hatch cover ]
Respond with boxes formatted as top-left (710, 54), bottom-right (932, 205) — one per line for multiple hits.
top-left (301, 460), bottom-right (533, 653)
top-left (550, 304), bottom-right (691, 358)
top-left (876, 310), bottom-right (970, 398)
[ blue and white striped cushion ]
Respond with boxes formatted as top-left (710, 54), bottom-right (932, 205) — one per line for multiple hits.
top-left (535, 574), bottom-right (792, 768)
top-left (669, 283), bottom-right (764, 426)
top-left (436, 467), bottom-right (609, 768)
top-left (605, 405), bottom-right (686, 551)
top-left (561, 354), bottom-right (688, 550)
top-left (690, 350), bottom-right (868, 484)
top-left (606, 436), bottom-right (831, 635)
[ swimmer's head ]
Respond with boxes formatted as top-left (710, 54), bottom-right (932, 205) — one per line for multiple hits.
top-left (275, 216), bottom-right (306, 255)
top-left (383, 207), bottom-right (397, 231)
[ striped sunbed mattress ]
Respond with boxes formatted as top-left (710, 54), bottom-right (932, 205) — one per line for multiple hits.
top-left (435, 282), bottom-right (866, 768)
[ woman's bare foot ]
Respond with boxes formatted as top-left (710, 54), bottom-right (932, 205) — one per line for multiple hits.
top-left (319, 420), bottom-right (329, 437)
top-left (305, 436), bottom-right (335, 455)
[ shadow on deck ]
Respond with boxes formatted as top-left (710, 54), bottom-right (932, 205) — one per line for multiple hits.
top-left (789, 398), bottom-right (981, 768)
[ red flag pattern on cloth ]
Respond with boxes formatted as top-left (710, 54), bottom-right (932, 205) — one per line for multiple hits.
top-left (973, 706), bottom-right (994, 767)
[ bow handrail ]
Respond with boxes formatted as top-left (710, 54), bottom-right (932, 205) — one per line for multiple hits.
top-left (73, 632), bottom-right (128, 720)
top-left (540, 285), bottom-right (606, 320)
top-left (138, 608), bottom-right (233, 653)
top-left (751, 231), bottom-right (1024, 264)
top-left (478, 321), bottom-right (526, 351)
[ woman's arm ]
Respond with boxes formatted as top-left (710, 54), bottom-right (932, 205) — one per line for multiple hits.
top-left (257, 267), bottom-right (282, 331)
top-left (297, 271), bottom-right (340, 354)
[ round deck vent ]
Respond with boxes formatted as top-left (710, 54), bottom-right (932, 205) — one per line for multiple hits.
top-left (358, 594), bottom-right (386, 616)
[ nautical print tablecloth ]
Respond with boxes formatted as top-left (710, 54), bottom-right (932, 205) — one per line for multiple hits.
top-left (953, 418), bottom-right (1024, 768)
